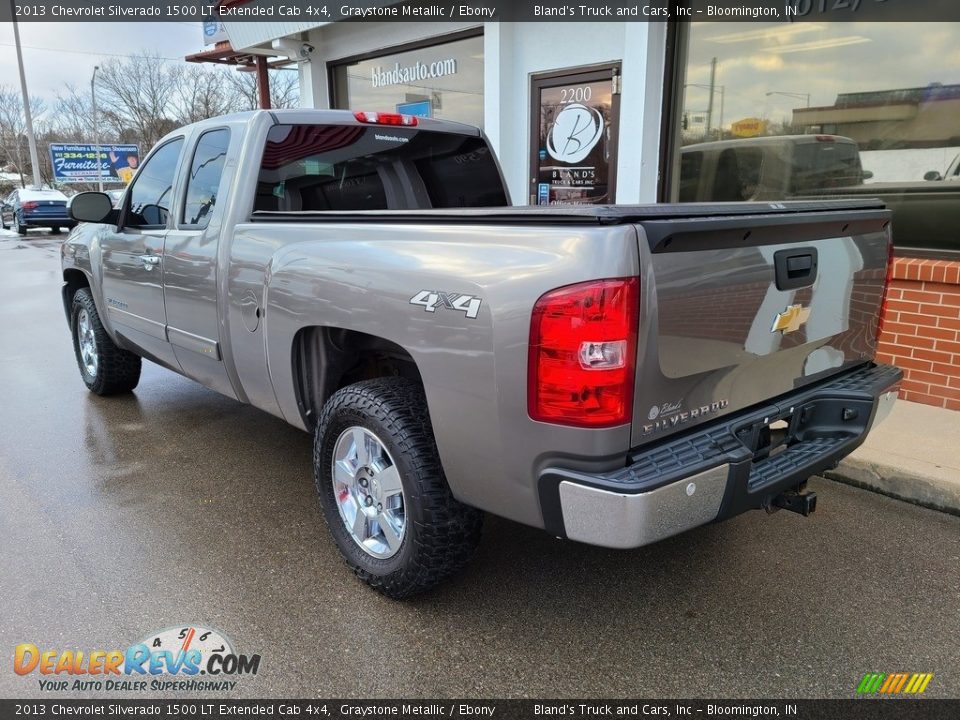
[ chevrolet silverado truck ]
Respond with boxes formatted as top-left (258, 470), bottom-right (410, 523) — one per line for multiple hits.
top-left (62, 109), bottom-right (902, 597)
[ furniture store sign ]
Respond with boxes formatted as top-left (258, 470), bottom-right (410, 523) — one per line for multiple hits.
top-left (371, 57), bottom-right (458, 88)
top-left (49, 144), bottom-right (141, 185)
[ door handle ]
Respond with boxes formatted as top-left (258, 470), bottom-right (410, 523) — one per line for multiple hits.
top-left (773, 248), bottom-right (818, 290)
top-left (138, 254), bottom-right (160, 271)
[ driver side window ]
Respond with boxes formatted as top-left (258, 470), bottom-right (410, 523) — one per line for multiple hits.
top-left (126, 138), bottom-right (183, 228)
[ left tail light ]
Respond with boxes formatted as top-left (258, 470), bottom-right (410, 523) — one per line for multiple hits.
top-left (528, 277), bottom-right (639, 428)
top-left (21, 201), bottom-right (38, 210)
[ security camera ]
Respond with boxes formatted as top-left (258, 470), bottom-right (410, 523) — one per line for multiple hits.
top-left (299, 43), bottom-right (315, 59)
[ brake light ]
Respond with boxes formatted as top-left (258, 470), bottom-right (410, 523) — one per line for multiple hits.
top-left (877, 240), bottom-right (896, 338)
top-left (21, 201), bottom-right (38, 210)
top-left (353, 111), bottom-right (418, 127)
top-left (528, 277), bottom-right (639, 428)
top-left (815, 135), bottom-right (836, 142)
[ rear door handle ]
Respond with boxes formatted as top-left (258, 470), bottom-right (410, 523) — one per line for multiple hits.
top-left (138, 254), bottom-right (160, 271)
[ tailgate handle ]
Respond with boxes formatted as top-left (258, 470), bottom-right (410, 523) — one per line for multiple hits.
top-left (774, 248), bottom-right (818, 290)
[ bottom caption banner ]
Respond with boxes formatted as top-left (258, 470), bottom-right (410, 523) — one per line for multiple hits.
top-left (2, 700), bottom-right (959, 719)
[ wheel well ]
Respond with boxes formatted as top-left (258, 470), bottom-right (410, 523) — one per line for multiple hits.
top-left (292, 327), bottom-right (424, 431)
top-left (62, 269), bottom-right (90, 323)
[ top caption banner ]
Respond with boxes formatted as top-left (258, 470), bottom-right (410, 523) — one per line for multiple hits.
top-left (5, 0), bottom-right (960, 23)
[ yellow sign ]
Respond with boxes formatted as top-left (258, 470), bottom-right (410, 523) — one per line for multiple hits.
top-left (731, 117), bottom-right (767, 138)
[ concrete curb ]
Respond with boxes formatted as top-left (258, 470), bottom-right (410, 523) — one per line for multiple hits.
top-left (824, 459), bottom-right (960, 518)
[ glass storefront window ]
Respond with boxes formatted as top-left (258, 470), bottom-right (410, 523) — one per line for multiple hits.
top-left (671, 22), bottom-right (960, 253)
top-left (331, 33), bottom-right (484, 128)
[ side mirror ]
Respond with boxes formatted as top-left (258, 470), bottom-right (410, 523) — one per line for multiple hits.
top-left (861, 170), bottom-right (873, 180)
top-left (70, 192), bottom-right (117, 223)
top-left (924, 170), bottom-right (943, 181)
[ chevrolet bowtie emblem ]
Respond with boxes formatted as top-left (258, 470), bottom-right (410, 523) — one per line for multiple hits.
top-left (771, 304), bottom-right (811, 334)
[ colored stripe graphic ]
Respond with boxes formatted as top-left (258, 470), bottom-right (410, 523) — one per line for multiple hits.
top-left (858, 672), bottom-right (932, 694)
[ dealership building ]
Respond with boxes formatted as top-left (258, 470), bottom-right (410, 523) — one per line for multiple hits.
top-left (204, 10), bottom-right (960, 411)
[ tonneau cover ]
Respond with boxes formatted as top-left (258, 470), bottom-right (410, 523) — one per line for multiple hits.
top-left (250, 199), bottom-right (887, 225)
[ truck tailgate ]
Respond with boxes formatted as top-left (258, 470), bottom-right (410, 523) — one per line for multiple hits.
top-left (631, 207), bottom-right (891, 447)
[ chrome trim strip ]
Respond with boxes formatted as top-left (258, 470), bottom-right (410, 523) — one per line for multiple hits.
top-left (167, 326), bottom-right (221, 360)
top-left (106, 306), bottom-right (166, 341)
top-left (559, 464), bottom-right (730, 549)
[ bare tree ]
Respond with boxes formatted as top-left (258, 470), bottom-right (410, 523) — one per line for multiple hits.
top-left (94, 52), bottom-right (181, 147)
top-left (224, 67), bottom-right (300, 111)
top-left (0, 84), bottom-right (48, 187)
top-left (172, 65), bottom-right (238, 125)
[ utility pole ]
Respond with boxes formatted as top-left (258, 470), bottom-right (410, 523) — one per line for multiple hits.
top-left (92, 66), bottom-right (103, 192)
top-left (705, 56), bottom-right (717, 141)
top-left (12, 3), bottom-right (42, 188)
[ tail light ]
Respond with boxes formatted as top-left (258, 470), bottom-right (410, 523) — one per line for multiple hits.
top-left (528, 277), bottom-right (639, 428)
top-left (877, 240), bottom-right (895, 338)
top-left (353, 111), bottom-right (418, 127)
top-left (21, 201), bottom-right (38, 210)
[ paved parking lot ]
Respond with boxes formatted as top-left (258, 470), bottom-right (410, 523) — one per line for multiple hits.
top-left (1, 230), bottom-right (959, 699)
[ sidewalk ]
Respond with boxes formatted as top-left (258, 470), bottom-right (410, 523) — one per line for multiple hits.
top-left (824, 398), bottom-right (960, 516)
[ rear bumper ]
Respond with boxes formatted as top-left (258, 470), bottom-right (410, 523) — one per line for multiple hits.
top-left (539, 362), bottom-right (902, 549)
top-left (22, 216), bottom-right (73, 227)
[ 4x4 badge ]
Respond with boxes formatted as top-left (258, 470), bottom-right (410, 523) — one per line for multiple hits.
top-left (410, 290), bottom-right (482, 320)
top-left (771, 304), bottom-right (811, 334)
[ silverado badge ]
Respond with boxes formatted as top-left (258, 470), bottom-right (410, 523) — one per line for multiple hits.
top-left (771, 304), bottom-right (811, 334)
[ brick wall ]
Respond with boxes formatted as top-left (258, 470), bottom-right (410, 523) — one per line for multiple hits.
top-left (876, 258), bottom-right (960, 410)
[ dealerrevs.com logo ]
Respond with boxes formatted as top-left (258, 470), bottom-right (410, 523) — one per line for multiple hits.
top-left (13, 625), bottom-right (260, 692)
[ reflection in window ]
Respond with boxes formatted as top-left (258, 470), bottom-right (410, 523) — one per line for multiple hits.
top-left (183, 129), bottom-right (230, 228)
top-left (673, 22), bottom-right (960, 252)
top-left (127, 139), bottom-right (183, 227)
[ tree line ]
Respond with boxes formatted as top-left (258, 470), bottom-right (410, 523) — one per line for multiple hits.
top-left (0, 52), bottom-right (299, 193)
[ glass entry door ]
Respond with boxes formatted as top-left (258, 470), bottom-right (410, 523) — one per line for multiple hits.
top-left (530, 64), bottom-right (621, 205)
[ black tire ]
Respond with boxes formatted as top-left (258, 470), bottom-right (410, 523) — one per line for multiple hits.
top-left (70, 288), bottom-right (141, 395)
top-left (314, 378), bottom-right (482, 598)
top-left (14, 214), bottom-right (26, 235)
top-left (50, 227), bottom-right (62, 235)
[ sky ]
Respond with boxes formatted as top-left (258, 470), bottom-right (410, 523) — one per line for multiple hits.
top-left (0, 21), bottom-right (203, 104)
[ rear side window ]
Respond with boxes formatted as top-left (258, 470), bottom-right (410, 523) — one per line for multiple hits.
top-left (678, 150), bottom-right (703, 202)
top-left (183, 129), bottom-right (230, 228)
top-left (126, 138), bottom-right (183, 228)
top-left (254, 124), bottom-right (507, 212)
top-left (790, 142), bottom-right (863, 194)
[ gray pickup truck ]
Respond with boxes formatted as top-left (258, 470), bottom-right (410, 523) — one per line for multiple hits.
top-left (62, 109), bottom-right (902, 597)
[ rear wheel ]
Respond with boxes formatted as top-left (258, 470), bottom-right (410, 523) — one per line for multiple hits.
top-left (13, 214), bottom-right (26, 236)
top-left (314, 378), bottom-right (482, 598)
top-left (50, 227), bottom-right (62, 235)
top-left (70, 288), bottom-right (141, 395)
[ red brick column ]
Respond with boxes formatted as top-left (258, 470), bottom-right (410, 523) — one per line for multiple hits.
top-left (876, 258), bottom-right (960, 410)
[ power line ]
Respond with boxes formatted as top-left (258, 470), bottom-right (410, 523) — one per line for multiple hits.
top-left (0, 42), bottom-right (186, 62)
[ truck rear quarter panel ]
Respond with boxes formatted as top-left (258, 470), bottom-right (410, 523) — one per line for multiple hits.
top-left (226, 221), bottom-right (639, 528)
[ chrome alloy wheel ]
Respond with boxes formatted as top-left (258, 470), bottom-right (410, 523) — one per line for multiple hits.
top-left (77, 308), bottom-right (99, 378)
top-left (331, 426), bottom-right (406, 559)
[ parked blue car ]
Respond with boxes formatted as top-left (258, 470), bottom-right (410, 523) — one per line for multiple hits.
top-left (1, 188), bottom-right (75, 235)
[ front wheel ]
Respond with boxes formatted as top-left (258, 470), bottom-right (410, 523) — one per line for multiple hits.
top-left (70, 288), bottom-right (142, 395)
top-left (314, 378), bottom-right (482, 598)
